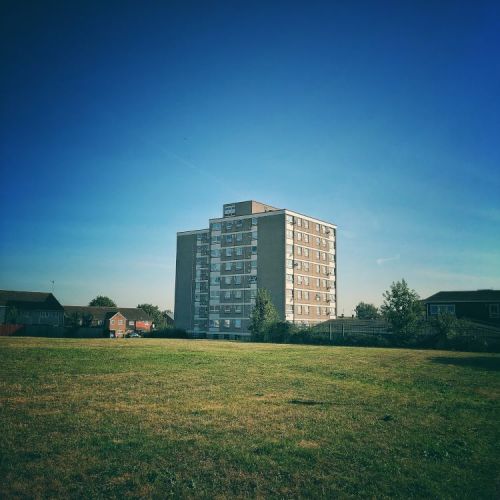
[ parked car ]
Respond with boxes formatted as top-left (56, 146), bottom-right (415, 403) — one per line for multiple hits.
top-left (129, 332), bottom-right (141, 338)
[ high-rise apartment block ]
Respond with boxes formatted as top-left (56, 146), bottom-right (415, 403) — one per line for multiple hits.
top-left (175, 201), bottom-right (337, 339)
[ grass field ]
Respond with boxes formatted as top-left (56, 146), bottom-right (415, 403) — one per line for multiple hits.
top-left (1, 338), bottom-right (499, 498)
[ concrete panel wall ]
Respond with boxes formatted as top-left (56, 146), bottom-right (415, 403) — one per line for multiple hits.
top-left (174, 233), bottom-right (198, 331)
top-left (256, 213), bottom-right (286, 318)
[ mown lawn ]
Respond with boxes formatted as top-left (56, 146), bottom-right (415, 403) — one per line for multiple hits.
top-left (1, 338), bottom-right (499, 498)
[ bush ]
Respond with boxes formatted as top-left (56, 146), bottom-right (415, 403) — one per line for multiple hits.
top-left (143, 328), bottom-right (188, 339)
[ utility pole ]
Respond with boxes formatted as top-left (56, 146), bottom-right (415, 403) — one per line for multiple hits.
top-left (50, 280), bottom-right (55, 293)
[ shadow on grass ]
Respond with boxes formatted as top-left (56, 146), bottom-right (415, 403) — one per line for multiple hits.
top-left (430, 356), bottom-right (500, 372)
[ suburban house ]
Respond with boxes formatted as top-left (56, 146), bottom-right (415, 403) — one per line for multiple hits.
top-left (106, 311), bottom-right (127, 337)
top-left (64, 306), bottom-right (153, 335)
top-left (422, 290), bottom-right (500, 325)
top-left (164, 311), bottom-right (174, 326)
top-left (0, 290), bottom-right (64, 326)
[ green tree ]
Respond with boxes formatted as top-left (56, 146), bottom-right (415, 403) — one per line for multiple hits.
top-left (137, 304), bottom-right (166, 328)
top-left (5, 306), bottom-right (21, 324)
top-left (88, 296), bottom-right (117, 307)
top-left (65, 311), bottom-right (81, 328)
top-left (355, 302), bottom-right (379, 319)
top-left (431, 313), bottom-right (466, 342)
top-left (249, 288), bottom-right (279, 341)
top-left (380, 279), bottom-right (424, 336)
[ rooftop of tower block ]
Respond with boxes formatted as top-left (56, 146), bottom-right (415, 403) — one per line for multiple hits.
top-left (222, 200), bottom-right (280, 217)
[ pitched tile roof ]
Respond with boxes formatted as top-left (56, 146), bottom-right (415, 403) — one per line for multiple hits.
top-left (64, 306), bottom-right (152, 322)
top-left (422, 290), bottom-right (500, 303)
top-left (0, 290), bottom-right (64, 310)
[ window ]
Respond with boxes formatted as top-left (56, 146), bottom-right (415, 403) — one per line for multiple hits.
top-left (211, 263), bottom-right (220, 272)
top-left (429, 304), bottom-right (456, 315)
top-left (236, 247), bottom-right (243, 256)
top-left (304, 220), bottom-right (309, 229)
top-left (128, 321), bottom-right (133, 326)
top-left (251, 246), bottom-right (257, 254)
top-left (235, 319), bottom-right (241, 329)
top-left (110, 320), bottom-right (115, 325)
top-left (316, 251), bottom-right (321, 259)
top-left (249, 275), bottom-right (257, 284)
top-left (210, 277), bottom-right (220, 285)
top-left (304, 306), bottom-right (309, 315)
top-left (224, 204), bottom-right (236, 216)
top-left (295, 261), bottom-right (302, 270)
top-left (211, 222), bottom-right (221, 231)
top-left (297, 246), bottom-right (302, 256)
top-left (286, 259), bottom-right (293, 269)
top-left (286, 305), bottom-right (294, 314)
top-left (226, 248), bottom-right (233, 257)
top-left (322, 252), bottom-right (326, 261)
top-left (251, 260), bottom-right (257, 269)
top-left (490, 304), bottom-right (500, 318)
top-left (235, 305), bottom-right (242, 313)
top-left (297, 275), bottom-right (303, 285)
top-left (225, 276), bottom-right (232, 285)
top-left (316, 237), bottom-right (320, 245)
top-left (304, 291), bottom-right (309, 300)
top-left (317, 307), bottom-right (321, 315)
top-left (286, 215), bottom-right (293, 224)
top-left (118, 320), bottom-right (123, 326)
top-left (234, 275), bottom-right (242, 285)
top-left (304, 248), bottom-right (309, 257)
top-left (303, 262), bottom-right (309, 272)
top-left (211, 249), bottom-right (220, 257)
top-left (210, 319), bottom-right (220, 328)
top-left (223, 319), bottom-right (230, 328)
top-left (304, 234), bottom-right (309, 243)
top-left (225, 262), bottom-right (232, 271)
top-left (226, 234), bottom-right (233, 244)
top-left (315, 223), bottom-right (320, 231)
top-left (235, 290), bottom-right (242, 299)
top-left (235, 262), bottom-right (243, 271)
top-left (316, 264), bottom-right (320, 273)
top-left (287, 230), bottom-right (293, 239)
top-left (297, 290), bottom-right (302, 299)
top-left (236, 233), bottom-right (243, 242)
top-left (252, 231), bottom-right (258, 240)
top-left (322, 279), bottom-right (327, 288)
top-left (252, 217), bottom-right (257, 226)
top-left (297, 305), bottom-right (302, 315)
top-left (210, 290), bottom-right (220, 299)
top-left (296, 217), bottom-right (302, 226)
top-left (304, 276), bottom-right (310, 286)
top-left (316, 278), bottom-right (321, 287)
top-left (224, 305), bottom-right (231, 313)
top-left (297, 232), bottom-right (302, 241)
top-left (224, 291), bottom-right (231, 299)
top-left (250, 289), bottom-right (257, 299)
top-left (286, 273), bottom-right (294, 283)
top-left (226, 222), bottom-right (233, 231)
top-left (286, 244), bottom-right (293, 254)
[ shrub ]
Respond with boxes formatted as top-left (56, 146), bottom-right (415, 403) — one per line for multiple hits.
top-left (143, 328), bottom-right (188, 339)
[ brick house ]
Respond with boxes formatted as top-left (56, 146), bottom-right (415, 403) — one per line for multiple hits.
top-left (64, 306), bottom-right (153, 334)
top-left (422, 290), bottom-right (500, 325)
top-left (0, 290), bottom-right (64, 326)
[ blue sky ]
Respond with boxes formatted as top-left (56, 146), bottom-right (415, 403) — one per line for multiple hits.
top-left (1, 1), bottom-right (499, 314)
